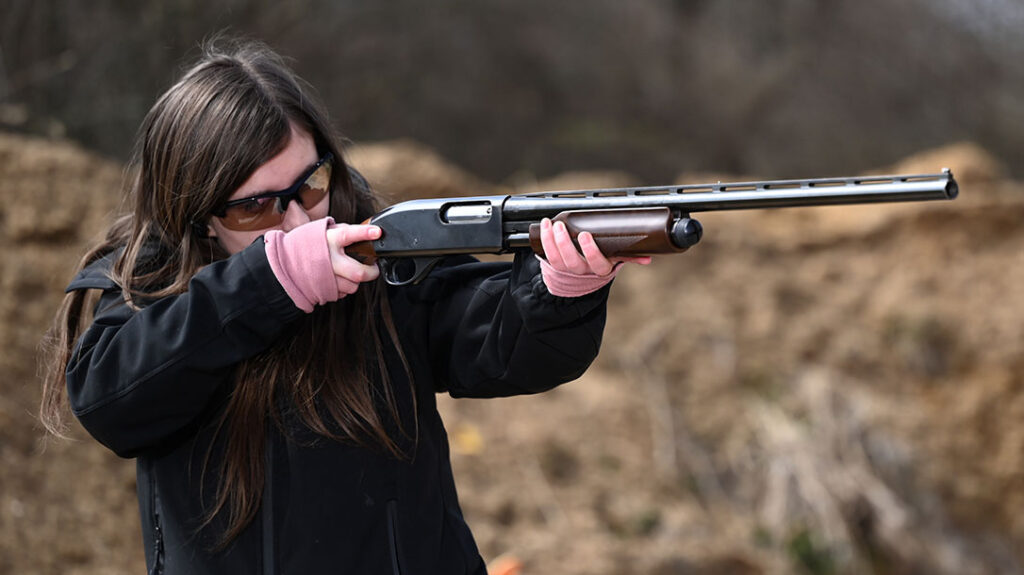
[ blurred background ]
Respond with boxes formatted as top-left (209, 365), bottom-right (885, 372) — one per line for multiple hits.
top-left (4, 0), bottom-right (1023, 181)
top-left (1, 1), bottom-right (1022, 574)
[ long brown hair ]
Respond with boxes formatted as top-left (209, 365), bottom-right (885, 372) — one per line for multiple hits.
top-left (40, 38), bottom-right (412, 546)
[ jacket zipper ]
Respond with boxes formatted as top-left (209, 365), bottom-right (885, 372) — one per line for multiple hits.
top-left (262, 434), bottom-right (276, 575)
top-left (149, 484), bottom-right (165, 575)
top-left (387, 500), bottom-right (402, 575)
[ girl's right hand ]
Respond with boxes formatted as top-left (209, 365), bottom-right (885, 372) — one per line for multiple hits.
top-left (326, 223), bottom-right (382, 297)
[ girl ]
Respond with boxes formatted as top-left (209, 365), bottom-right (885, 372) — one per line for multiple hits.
top-left (41, 39), bottom-right (646, 574)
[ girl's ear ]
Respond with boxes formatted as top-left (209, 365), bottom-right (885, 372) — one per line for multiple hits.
top-left (190, 220), bottom-right (216, 238)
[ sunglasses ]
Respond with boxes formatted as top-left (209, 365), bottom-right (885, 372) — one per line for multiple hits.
top-left (211, 152), bottom-right (334, 231)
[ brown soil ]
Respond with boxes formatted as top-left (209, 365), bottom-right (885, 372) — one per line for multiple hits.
top-left (2, 133), bottom-right (1022, 574)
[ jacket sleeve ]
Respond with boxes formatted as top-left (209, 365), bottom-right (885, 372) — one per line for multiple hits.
top-left (412, 251), bottom-right (611, 398)
top-left (65, 241), bottom-right (304, 458)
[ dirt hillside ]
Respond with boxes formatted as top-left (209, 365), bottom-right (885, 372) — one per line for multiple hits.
top-left (1, 132), bottom-right (1021, 574)
top-left (0, 133), bottom-right (138, 574)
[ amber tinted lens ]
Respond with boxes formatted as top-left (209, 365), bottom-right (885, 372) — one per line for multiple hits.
top-left (218, 159), bottom-right (332, 231)
top-left (221, 197), bottom-right (280, 231)
top-left (297, 160), bottom-right (332, 209)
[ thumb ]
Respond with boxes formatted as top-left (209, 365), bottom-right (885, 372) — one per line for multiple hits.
top-left (326, 223), bottom-right (382, 250)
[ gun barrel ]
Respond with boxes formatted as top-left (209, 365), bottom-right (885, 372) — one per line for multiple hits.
top-left (502, 170), bottom-right (957, 221)
top-left (364, 170), bottom-right (957, 285)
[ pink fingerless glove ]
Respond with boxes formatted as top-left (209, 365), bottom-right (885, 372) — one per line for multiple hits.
top-left (264, 218), bottom-right (338, 313)
top-left (538, 255), bottom-right (621, 298)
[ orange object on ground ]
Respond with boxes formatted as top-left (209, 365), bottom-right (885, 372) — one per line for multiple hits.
top-left (488, 555), bottom-right (523, 575)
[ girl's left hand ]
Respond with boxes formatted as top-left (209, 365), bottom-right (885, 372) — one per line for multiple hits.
top-left (538, 218), bottom-right (652, 276)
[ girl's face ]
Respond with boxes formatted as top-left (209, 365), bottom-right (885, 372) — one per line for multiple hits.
top-left (207, 124), bottom-right (330, 255)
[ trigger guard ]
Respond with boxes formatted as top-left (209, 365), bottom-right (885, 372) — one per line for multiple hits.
top-left (380, 257), bottom-right (442, 286)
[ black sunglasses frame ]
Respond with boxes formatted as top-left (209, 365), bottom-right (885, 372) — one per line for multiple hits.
top-left (212, 152), bottom-right (334, 218)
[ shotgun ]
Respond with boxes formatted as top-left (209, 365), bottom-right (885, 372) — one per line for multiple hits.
top-left (348, 169), bottom-right (958, 285)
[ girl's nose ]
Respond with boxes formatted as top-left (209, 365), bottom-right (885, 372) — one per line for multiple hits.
top-left (279, 197), bottom-right (312, 232)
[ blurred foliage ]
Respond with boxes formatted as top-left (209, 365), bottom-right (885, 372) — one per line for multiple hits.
top-left (787, 527), bottom-right (837, 575)
top-left (1, 0), bottom-right (1022, 183)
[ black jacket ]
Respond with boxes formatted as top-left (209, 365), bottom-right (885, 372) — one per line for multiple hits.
top-left (65, 240), bottom-right (610, 574)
